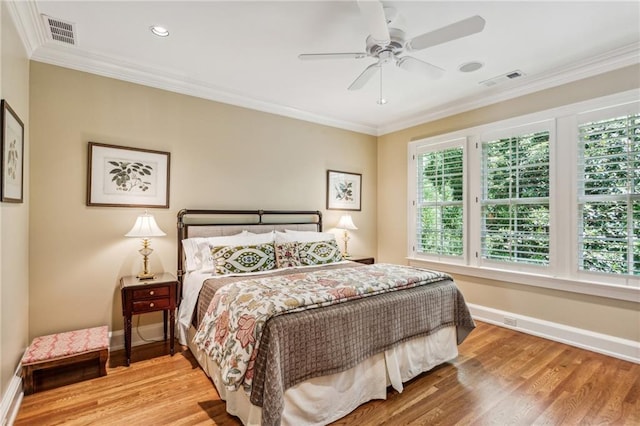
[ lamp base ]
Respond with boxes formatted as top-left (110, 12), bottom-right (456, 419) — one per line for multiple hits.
top-left (342, 229), bottom-right (351, 259)
top-left (136, 272), bottom-right (156, 280)
top-left (137, 242), bottom-right (156, 280)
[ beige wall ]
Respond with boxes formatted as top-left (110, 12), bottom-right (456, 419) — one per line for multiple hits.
top-left (17, 29), bottom-right (640, 381)
top-left (29, 62), bottom-right (377, 339)
top-left (377, 64), bottom-right (640, 342)
top-left (1, 1), bottom-right (30, 398)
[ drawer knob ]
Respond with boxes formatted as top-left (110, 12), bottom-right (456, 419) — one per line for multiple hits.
top-left (150, 302), bottom-right (155, 308)
top-left (149, 290), bottom-right (155, 295)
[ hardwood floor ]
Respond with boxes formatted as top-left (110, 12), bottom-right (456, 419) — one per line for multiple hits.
top-left (15, 321), bottom-right (640, 425)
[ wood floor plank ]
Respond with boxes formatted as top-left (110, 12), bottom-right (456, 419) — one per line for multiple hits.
top-left (15, 321), bottom-right (638, 425)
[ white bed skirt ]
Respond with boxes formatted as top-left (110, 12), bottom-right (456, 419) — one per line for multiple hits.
top-left (187, 326), bottom-right (458, 426)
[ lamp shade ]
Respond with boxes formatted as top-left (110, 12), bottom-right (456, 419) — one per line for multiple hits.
top-left (125, 213), bottom-right (166, 238)
top-left (337, 214), bottom-right (358, 230)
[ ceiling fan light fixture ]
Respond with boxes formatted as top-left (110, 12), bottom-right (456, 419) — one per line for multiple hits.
top-left (150, 25), bottom-right (169, 37)
top-left (459, 61), bottom-right (484, 73)
top-left (299, 2), bottom-right (486, 104)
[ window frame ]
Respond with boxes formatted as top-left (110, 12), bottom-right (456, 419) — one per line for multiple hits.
top-left (574, 102), bottom-right (640, 284)
top-left (476, 120), bottom-right (556, 274)
top-left (408, 137), bottom-right (468, 265)
top-left (407, 89), bottom-right (640, 303)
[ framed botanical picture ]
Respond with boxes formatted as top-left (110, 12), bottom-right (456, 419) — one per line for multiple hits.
top-left (87, 142), bottom-right (170, 208)
top-left (326, 170), bottom-right (362, 211)
top-left (1, 100), bottom-right (25, 203)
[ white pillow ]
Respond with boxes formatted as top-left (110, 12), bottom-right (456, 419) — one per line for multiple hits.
top-left (182, 238), bottom-right (204, 272)
top-left (274, 231), bottom-right (294, 243)
top-left (284, 229), bottom-right (336, 243)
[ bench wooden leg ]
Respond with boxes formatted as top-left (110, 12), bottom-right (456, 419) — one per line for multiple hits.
top-left (99, 349), bottom-right (108, 376)
top-left (22, 366), bottom-right (35, 395)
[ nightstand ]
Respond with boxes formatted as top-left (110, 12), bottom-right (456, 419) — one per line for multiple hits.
top-left (120, 272), bottom-right (177, 366)
top-left (348, 256), bottom-right (375, 265)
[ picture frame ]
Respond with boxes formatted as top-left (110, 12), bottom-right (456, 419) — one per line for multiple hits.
top-left (326, 169), bottom-right (362, 211)
top-left (1, 100), bottom-right (25, 203)
top-left (87, 142), bottom-right (170, 208)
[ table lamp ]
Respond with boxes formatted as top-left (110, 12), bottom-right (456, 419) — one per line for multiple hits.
top-left (125, 212), bottom-right (166, 280)
top-left (337, 214), bottom-right (358, 258)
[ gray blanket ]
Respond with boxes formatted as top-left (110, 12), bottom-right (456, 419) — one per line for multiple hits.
top-left (195, 264), bottom-right (475, 425)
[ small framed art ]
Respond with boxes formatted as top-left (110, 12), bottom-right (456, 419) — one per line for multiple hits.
top-left (87, 142), bottom-right (170, 208)
top-left (1, 100), bottom-right (25, 203)
top-left (326, 169), bottom-right (361, 211)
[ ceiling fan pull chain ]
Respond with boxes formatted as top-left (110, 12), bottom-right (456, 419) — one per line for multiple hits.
top-left (377, 65), bottom-right (387, 105)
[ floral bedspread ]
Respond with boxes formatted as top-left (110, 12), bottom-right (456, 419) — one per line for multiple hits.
top-left (192, 263), bottom-right (449, 393)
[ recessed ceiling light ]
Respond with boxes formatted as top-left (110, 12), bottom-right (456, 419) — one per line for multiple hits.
top-left (150, 25), bottom-right (169, 37)
top-left (459, 61), bottom-right (483, 73)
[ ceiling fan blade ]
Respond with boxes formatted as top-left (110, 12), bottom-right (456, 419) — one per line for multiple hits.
top-left (357, 0), bottom-right (391, 45)
top-left (298, 53), bottom-right (368, 60)
top-left (397, 56), bottom-right (444, 79)
top-left (348, 63), bottom-right (380, 90)
top-left (406, 15), bottom-right (486, 51)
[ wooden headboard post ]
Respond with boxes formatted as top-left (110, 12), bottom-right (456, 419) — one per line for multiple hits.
top-left (176, 209), bottom-right (323, 287)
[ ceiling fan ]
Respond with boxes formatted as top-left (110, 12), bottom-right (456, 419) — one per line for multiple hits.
top-left (298, 1), bottom-right (486, 91)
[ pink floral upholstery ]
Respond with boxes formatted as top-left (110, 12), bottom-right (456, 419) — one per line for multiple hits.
top-left (22, 326), bottom-right (109, 365)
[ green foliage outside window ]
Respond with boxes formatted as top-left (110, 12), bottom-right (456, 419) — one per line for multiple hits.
top-left (578, 113), bottom-right (640, 275)
top-left (482, 131), bottom-right (550, 265)
top-left (417, 147), bottom-right (464, 256)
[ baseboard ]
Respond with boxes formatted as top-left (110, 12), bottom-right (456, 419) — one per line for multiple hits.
top-left (0, 365), bottom-right (23, 426)
top-left (109, 322), bottom-right (166, 351)
top-left (468, 303), bottom-right (639, 364)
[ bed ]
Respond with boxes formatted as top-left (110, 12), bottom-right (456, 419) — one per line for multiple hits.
top-left (176, 209), bottom-right (475, 426)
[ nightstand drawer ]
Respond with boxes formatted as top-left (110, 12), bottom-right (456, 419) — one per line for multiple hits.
top-left (132, 298), bottom-right (171, 313)
top-left (132, 286), bottom-right (170, 299)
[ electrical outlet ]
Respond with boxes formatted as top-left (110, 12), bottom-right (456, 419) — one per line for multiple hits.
top-left (503, 316), bottom-right (517, 327)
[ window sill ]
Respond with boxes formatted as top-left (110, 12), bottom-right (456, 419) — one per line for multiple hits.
top-left (406, 257), bottom-right (639, 303)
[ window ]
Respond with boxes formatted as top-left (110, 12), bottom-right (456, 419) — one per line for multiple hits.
top-left (407, 91), bottom-right (639, 300)
top-left (578, 111), bottom-right (640, 276)
top-left (414, 141), bottom-right (464, 257)
top-left (481, 129), bottom-right (551, 266)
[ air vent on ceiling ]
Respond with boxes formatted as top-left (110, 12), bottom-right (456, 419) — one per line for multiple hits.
top-left (42, 15), bottom-right (76, 45)
top-left (479, 70), bottom-right (525, 87)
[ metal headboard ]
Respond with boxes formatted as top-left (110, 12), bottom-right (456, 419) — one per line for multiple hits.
top-left (176, 209), bottom-right (323, 284)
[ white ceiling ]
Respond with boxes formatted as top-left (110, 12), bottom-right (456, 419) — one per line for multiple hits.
top-left (9, 1), bottom-right (640, 135)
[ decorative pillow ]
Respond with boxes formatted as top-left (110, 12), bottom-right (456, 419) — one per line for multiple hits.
top-left (210, 243), bottom-right (276, 275)
top-left (274, 242), bottom-right (301, 268)
top-left (198, 231), bottom-right (275, 271)
top-left (298, 240), bottom-right (343, 266)
top-left (284, 229), bottom-right (337, 243)
top-left (182, 231), bottom-right (251, 271)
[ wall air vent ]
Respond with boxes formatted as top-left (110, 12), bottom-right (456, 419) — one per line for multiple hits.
top-left (479, 70), bottom-right (525, 87)
top-left (42, 15), bottom-right (76, 45)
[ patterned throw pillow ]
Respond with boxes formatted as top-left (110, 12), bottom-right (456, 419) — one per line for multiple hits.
top-left (298, 240), bottom-right (343, 266)
top-left (210, 243), bottom-right (276, 275)
top-left (274, 242), bottom-right (301, 268)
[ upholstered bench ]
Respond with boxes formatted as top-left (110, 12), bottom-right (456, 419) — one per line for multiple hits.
top-left (21, 326), bottom-right (109, 395)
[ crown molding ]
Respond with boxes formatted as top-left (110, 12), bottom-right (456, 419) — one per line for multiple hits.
top-left (37, 39), bottom-right (636, 138)
top-left (5, 0), bottom-right (45, 56)
top-left (378, 42), bottom-right (640, 136)
top-left (30, 44), bottom-right (379, 136)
